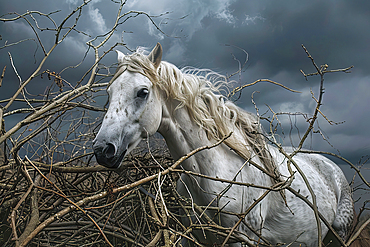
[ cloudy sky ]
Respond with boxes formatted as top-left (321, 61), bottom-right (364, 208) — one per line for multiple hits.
top-left (1, 1), bottom-right (369, 190)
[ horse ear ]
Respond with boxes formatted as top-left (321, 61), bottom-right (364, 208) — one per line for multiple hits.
top-left (116, 50), bottom-right (125, 63)
top-left (148, 43), bottom-right (162, 69)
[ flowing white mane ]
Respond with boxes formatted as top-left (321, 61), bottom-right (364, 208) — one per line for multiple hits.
top-left (111, 49), bottom-right (276, 177)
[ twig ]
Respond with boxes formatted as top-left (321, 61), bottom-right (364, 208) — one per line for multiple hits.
top-left (17, 176), bottom-right (41, 245)
top-left (275, 142), bottom-right (323, 246)
top-left (228, 78), bottom-right (301, 98)
top-left (346, 217), bottom-right (370, 246)
top-left (220, 179), bottom-right (289, 247)
top-left (10, 169), bottom-right (35, 245)
top-left (299, 150), bottom-right (370, 188)
top-left (0, 39), bottom-right (35, 50)
top-left (300, 66), bottom-right (353, 79)
top-left (146, 197), bottom-right (163, 247)
top-left (0, 65), bottom-right (5, 87)
top-left (286, 44), bottom-right (354, 246)
top-left (224, 44), bottom-right (249, 87)
top-left (286, 186), bottom-right (347, 246)
top-left (8, 52), bottom-right (22, 84)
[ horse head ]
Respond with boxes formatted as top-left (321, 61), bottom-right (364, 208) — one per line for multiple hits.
top-left (93, 43), bottom-right (163, 168)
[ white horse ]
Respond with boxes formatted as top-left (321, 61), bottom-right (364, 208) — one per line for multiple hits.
top-left (93, 43), bottom-right (354, 246)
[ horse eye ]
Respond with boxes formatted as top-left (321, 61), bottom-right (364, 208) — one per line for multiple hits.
top-left (137, 88), bottom-right (149, 98)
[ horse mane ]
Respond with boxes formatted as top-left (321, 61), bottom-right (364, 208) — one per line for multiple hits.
top-left (113, 49), bottom-right (277, 179)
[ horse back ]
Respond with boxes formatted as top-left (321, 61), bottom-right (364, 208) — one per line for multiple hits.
top-left (270, 146), bottom-right (354, 242)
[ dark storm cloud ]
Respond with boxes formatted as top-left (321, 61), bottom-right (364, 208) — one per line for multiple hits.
top-left (1, 0), bottom-right (369, 166)
top-left (184, 0), bottom-right (370, 76)
top-left (183, 0), bottom-right (370, 164)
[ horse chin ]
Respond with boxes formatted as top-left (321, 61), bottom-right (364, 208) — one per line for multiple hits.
top-left (111, 139), bottom-right (141, 168)
top-left (94, 148), bottom-right (127, 169)
top-left (112, 149), bottom-right (127, 168)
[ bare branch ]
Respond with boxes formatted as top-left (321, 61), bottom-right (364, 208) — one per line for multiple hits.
top-left (0, 65), bottom-right (5, 87)
top-left (228, 78), bottom-right (301, 98)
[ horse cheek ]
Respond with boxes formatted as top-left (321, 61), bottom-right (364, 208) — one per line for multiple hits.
top-left (141, 101), bottom-right (161, 135)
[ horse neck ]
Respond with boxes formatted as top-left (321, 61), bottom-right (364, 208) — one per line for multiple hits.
top-left (157, 99), bottom-right (266, 180)
top-left (158, 99), bottom-right (213, 172)
top-left (158, 99), bottom-right (278, 210)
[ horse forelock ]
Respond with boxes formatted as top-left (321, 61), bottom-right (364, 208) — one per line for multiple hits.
top-left (113, 51), bottom-right (277, 178)
top-left (108, 52), bottom-right (159, 89)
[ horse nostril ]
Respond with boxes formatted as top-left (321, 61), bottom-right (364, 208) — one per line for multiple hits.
top-left (104, 143), bottom-right (116, 159)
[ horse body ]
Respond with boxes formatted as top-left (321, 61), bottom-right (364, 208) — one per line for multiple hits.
top-left (160, 99), bottom-right (349, 246)
top-left (93, 43), bottom-right (353, 246)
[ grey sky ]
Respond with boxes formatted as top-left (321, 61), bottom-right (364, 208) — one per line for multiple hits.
top-left (1, 0), bottom-right (369, 190)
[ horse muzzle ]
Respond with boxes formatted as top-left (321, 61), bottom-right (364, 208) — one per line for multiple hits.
top-left (93, 141), bottom-right (127, 168)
